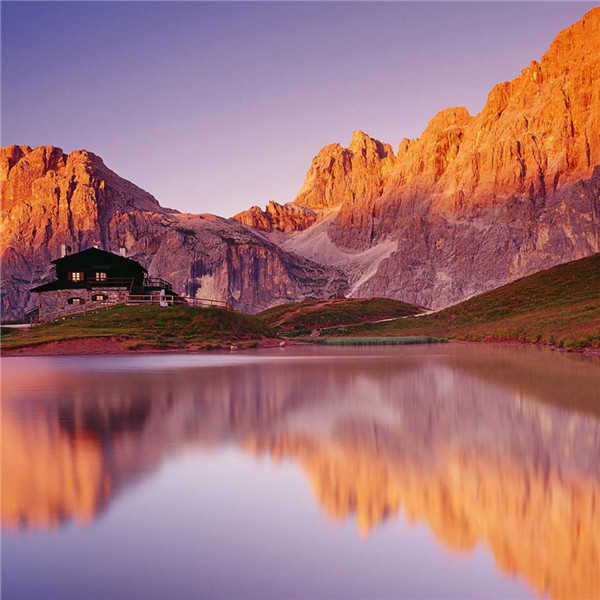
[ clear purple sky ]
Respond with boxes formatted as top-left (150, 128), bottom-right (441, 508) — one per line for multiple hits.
top-left (2, 2), bottom-right (596, 216)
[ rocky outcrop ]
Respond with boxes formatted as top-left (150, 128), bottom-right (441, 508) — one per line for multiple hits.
top-left (292, 131), bottom-right (397, 251)
top-left (0, 146), bottom-right (346, 321)
top-left (2, 9), bottom-right (599, 318)
top-left (294, 130), bottom-right (397, 212)
top-left (283, 7), bottom-right (600, 308)
top-left (233, 200), bottom-right (316, 233)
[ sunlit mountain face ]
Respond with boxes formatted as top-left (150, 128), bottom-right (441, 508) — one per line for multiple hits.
top-left (3, 8), bottom-right (600, 322)
top-left (2, 346), bottom-right (599, 599)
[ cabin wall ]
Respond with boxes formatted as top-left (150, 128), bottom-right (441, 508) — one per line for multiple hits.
top-left (54, 265), bottom-right (144, 286)
top-left (38, 288), bottom-right (130, 319)
top-left (54, 257), bottom-right (145, 286)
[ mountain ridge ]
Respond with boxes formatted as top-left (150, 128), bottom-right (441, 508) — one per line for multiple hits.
top-left (0, 144), bottom-right (347, 321)
top-left (250, 6), bottom-right (600, 308)
top-left (1, 7), bottom-right (599, 320)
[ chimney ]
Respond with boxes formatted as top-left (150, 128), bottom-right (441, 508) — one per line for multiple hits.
top-left (119, 246), bottom-right (127, 257)
top-left (61, 244), bottom-right (67, 258)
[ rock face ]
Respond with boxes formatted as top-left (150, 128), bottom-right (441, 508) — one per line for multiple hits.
top-left (294, 130), bottom-right (397, 212)
top-left (2, 8), bottom-right (599, 319)
top-left (233, 200), bottom-right (316, 233)
top-left (281, 7), bottom-right (600, 308)
top-left (1, 146), bottom-right (346, 321)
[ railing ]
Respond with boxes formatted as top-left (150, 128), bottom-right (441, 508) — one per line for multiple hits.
top-left (185, 297), bottom-right (233, 310)
top-left (126, 294), bottom-right (178, 306)
top-left (59, 277), bottom-right (136, 290)
top-left (143, 277), bottom-right (173, 291)
top-left (32, 294), bottom-right (233, 325)
top-left (126, 294), bottom-right (233, 310)
top-left (84, 277), bottom-right (136, 289)
top-left (31, 300), bottom-right (127, 325)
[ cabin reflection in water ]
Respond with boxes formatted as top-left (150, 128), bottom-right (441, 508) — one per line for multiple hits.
top-left (2, 346), bottom-right (599, 599)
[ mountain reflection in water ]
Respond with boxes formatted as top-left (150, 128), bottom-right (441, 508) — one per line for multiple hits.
top-left (2, 345), bottom-right (599, 599)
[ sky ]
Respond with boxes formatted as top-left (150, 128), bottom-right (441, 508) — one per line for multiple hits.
top-left (1, 1), bottom-right (596, 217)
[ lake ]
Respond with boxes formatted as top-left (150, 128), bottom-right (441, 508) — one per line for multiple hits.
top-left (2, 344), bottom-right (599, 599)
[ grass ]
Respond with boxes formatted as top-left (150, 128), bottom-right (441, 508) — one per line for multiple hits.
top-left (258, 297), bottom-right (422, 335)
top-left (324, 254), bottom-right (600, 351)
top-left (0, 305), bottom-right (275, 351)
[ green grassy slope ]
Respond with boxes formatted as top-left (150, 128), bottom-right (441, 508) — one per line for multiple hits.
top-left (258, 297), bottom-right (422, 336)
top-left (331, 254), bottom-right (600, 350)
top-left (1, 305), bottom-right (275, 351)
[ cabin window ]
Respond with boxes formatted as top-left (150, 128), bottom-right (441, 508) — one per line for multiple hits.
top-left (68, 272), bottom-right (84, 281)
top-left (95, 272), bottom-right (107, 281)
top-left (67, 297), bottom-right (85, 305)
top-left (92, 294), bottom-right (108, 301)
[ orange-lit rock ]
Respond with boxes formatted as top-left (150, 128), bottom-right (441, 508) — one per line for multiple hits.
top-left (295, 131), bottom-right (397, 212)
top-left (284, 7), bottom-right (600, 308)
top-left (0, 146), bottom-right (346, 321)
top-left (234, 200), bottom-right (317, 233)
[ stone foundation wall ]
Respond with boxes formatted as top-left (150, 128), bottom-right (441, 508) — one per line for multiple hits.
top-left (38, 288), bottom-right (129, 320)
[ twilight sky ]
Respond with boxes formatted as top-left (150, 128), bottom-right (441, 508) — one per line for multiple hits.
top-left (1, 1), bottom-right (596, 216)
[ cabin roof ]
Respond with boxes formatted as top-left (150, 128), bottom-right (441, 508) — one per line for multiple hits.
top-left (31, 248), bottom-right (148, 293)
top-left (51, 248), bottom-right (147, 272)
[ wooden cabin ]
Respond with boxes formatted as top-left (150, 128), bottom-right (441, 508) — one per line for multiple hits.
top-left (31, 248), bottom-right (174, 320)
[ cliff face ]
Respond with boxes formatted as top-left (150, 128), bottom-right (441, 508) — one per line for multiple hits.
top-left (0, 146), bottom-right (346, 321)
top-left (2, 9), bottom-right (599, 319)
top-left (280, 7), bottom-right (600, 308)
top-left (233, 200), bottom-right (317, 233)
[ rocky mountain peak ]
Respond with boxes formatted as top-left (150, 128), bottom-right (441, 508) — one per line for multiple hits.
top-left (285, 7), bottom-right (599, 306)
top-left (423, 107), bottom-right (472, 135)
top-left (2, 7), bottom-right (599, 321)
top-left (233, 200), bottom-right (317, 233)
top-left (293, 130), bottom-right (397, 213)
top-left (349, 130), bottom-right (395, 160)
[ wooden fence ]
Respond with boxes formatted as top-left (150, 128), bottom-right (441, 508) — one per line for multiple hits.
top-left (31, 300), bottom-right (127, 325)
top-left (125, 294), bottom-right (232, 310)
top-left (32, 294), bottom-right (233, 325)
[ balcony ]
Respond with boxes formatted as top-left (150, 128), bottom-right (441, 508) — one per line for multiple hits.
top-left (84, 277), bottom-right (136, 289)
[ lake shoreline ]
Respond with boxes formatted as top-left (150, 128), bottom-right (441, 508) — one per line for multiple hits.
top-left (0, 335), bottom-right (290, 356)
top-left (2, 334), bottom-right (599, 357)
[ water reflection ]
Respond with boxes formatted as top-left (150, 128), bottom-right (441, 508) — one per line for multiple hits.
top-left (2, 345), bottom-right (599, 599)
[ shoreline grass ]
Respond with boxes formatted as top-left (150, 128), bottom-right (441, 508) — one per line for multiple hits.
top-left (300, 336), bottom-right (447, 346)
top-left (1, 304), bottom-right (275, 351)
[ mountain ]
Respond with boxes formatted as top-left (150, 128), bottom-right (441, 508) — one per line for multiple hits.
top-left (237, 7), bottom-right (600, 309)
top-left (0, 145), bottom-right (346, 321)
top-left (1, 7), bottom-right (599, 321)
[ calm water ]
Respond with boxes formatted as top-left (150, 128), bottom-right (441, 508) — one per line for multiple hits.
top-left (2, 344), bottom-right (599, 600)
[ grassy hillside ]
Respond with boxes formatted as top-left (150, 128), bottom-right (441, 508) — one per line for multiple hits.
top-left (258, 297), bottom-right (422, 336)
top-left (324, 254), bottom-right (600, 350)
top-left (1, 305), bottom-right (275, 351)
